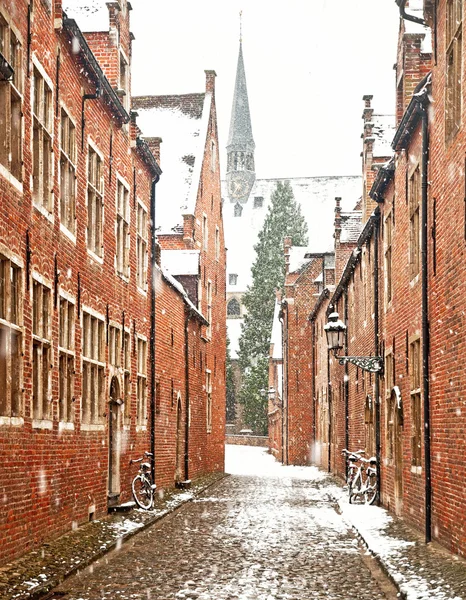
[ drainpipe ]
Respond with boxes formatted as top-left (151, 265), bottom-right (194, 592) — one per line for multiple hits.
top-left (396, 0), bottom-right (427, 26)
top-left (184, 310), bottom-right (191, 482)
top-left (327, 347), bottom-right (331, 473)
top-left (311, 318), bottom-right (316, 456)
top-left (373, 208), bottom-right (382, 506)
top-left (344, 290), bottom-right (349, 455)
top-left (279, 303), bottom-right (289, 465)
top-left (421, 102), bottom-right (432, 543)
top-left (149, 174), bottom-right (160, 485)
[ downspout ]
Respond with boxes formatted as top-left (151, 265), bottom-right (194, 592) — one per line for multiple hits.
top-left (278, 309), bottom-right (285, 464)
top-left (397, 0), bottom-right (427, 26)
top-left (327, 346), bottom-right (331, 473)
top-left (149, 174), bottom-right (160, 485)
top-left (311, 318), bottom-right (316, 456)
top-left (421, 101), bottom-right (432, 543)
top-left (344, 290), bottom-right (349, 454)
top-left (184, 310), bottom-right (191, 483)
top-left (373, 208), bottom-right (382, 506)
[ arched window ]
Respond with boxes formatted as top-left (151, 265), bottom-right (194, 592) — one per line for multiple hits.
top-left (227, 298), bottom-right (241, 317)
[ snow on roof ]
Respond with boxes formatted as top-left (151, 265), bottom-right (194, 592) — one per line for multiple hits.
top-left (161, 267), bottom-right (206, 323)
top-left (371, 114), bottom-right (396, 159)
top-left (224, 175), bottom-right (361, 294)
top-left (340, 210), bottom-right (363, 244)
top-left (62, 0), bottom-right (110, 31)
top-left (133, 93), bottom-right (210, 234)
top-left (270, 299), bottom-right (282, 360)
top-left (288, 246), bottom-right (313, 274)
top-left (404, 9), bottom-right (432, 54)
top-left (227, 318), bottom-right (243, 359)
top-left (161, 249), bottom-right (200, 276)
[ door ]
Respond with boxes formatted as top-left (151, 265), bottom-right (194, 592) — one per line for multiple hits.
top-left (108, 376), bottom-right (122, 507)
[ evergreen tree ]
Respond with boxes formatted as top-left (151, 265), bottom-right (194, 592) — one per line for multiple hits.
top-left (226, 337), bottom-right (236, 423)
top-left (238, 181), bottom-right (308, 434)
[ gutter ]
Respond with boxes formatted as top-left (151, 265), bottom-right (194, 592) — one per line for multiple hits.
top-left (392, 73), bottom-right (431, 151)
top-left (370, 158), bottom-right (395, 203)
top-left (396, 0), bottom-right (427, 26)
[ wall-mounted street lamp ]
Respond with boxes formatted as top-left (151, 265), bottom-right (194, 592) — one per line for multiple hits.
top-left (324, 312), bottom-right (383, 374)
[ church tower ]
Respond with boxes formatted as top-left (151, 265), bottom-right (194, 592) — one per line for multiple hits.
top-left (226, 39), bottom-right (256, 205)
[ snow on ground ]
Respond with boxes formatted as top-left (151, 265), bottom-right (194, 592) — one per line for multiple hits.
top-left (225, 444), bottom-right (326, 481)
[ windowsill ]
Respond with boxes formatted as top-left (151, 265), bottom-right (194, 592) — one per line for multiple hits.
top-left (123, 423), bottom-right (131, 431)
top-left (0, 416), bottom-right (24, 427)
top-left (33, 202), bottom-right (54, 224)
top-left (87, 249), bottom-right (104, 265)
top-left (60, 223), bottom-right (77, 244)
top-left (58, 421), bottom-right (74, 431)
top-left (207, 428), bottom-right (212, 434)
top-left (0, 164), bottom-right (23, 192)
top-left (116, 271), bottom-right (130, 283)
top-left (32, 419), bottom-right (53, 430)
top-left (137, 286), bottom-right (148, 296)
top-left (136, 424), bottom-right (147, 432)
top-left (411, 465), bottom-right (422, 475)
top-left (410, 273), bottom-right (420, 288)
top-left (81, 423), bottom-right (105, 432)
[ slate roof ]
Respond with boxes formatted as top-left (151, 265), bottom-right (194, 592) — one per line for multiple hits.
top-left (133, 93), bottom-right (210, 234)
top-left (227, 42), bottom-right (255, 153)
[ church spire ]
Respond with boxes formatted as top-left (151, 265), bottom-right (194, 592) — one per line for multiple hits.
top-left (226, 33), bottom-right (256, 204)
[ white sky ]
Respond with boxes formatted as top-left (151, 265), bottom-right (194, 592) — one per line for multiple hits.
top-left (130, 0), bottom-right (400, 179)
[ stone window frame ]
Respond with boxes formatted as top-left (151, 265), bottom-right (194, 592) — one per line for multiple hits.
top-left (0, 10), bottom-right (23, 186)
top-left (115, 174), bottom-right (131, 279)
top-left (81, 307), bottom-right (106, 430)
top-left (136, 198), bottom-right (148, 291)
top-left (206, 368), bottom-right (212, 433)
top-left (31, 274), bottom-right (53, 426)
top-left (118, 47), bottom-right (130, 114)
top-left (445, 0), bottom-right (462, 141)
top-left (229, 273), bottom-right (238, 286)
top-left (59, 106), bottom-right (77, 239)
top-left (86, 139), bottom-right (105, 261)
top-left (58, 291), bottom-right (75, 427)
top-left (409, 336), bottom-right (422, 471)
top-left (227, 297), bottom-right (241, 318)
top-left (136, 335), bottom-right (147, 430)
top-left (0, 250), bottom-right (23, 424)
top-left (32, 57), bottom-right (54, 218)
top-left (408, 163), bottom-right (421, 281)
top-left (206, 279), bottom-right (212, 339)
top-left (384, 207), bottom-right (393, 306)
top-left (123, 327), bottom-right (131, 426)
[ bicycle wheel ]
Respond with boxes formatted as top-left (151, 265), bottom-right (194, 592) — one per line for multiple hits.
top-left (132, 475), bottom-right (153, 509)
top-left (349, 472), bottom-right (363, 504)
top-left (364, 474), bottom-right (378, 505)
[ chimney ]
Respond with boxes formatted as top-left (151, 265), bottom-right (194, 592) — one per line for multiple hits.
top-left (334, 197), bottom-right (342, 244)
top-left (144, 137), bottom-right (162, 164)
top-left (205, 70), bottom-right (217, 95)
top-left (284, 236), bottom-right (292, 275)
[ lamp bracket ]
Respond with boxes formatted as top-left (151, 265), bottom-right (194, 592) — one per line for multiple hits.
top-left (335, 354), bottom-right (384, 374)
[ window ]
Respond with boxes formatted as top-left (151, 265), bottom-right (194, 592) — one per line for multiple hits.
top-left (116, 179), bottom-right (130, 277)
top-left (206, 370), bottom-right (212, 432)
top-left (60, 109), bottom-right (76, 234)
top-left (82, 311), bottom-right (105, 425)
top-left (0, 256), bottom-right (22, 416)
top-left (410, 338), bottom-right (422, 467)
top-left (137, 337), bottom-right (147, 426)
top-left (254, 196), bottom-right (263, 208)
top-left (0, 17), bottom-right (22, 180)
top-left (215, 226), bottom-right (220, 261)
top-left (229, 274), bottom-right (238, 286)
top-left (409, 165), bottom-right (421, 279)
top-left (137, 202), bottom-right (148, 289)
top-left (207, 281), bottom-right (212, 338)
top-left (118, 51), bottom-right (129, 113)
top-left (385, 210), bottom-right (392, 303)
top-left (59, 297), bottom-right (74, 422)
top-left (87, 146), bottom-right (103, 257)
top-left (33, 66), bottom-right (53, 212)
top-left (32, 281), bottom-right (52, 420)
top-left (109, 325), bottom-right (121, 368)
top-left (385, 351), bottom-right (394, 397)
top-left (123, 330), bottom-right (131, 423)
top-left (202, 214), bottom-right (208, 250)
top-left (227, 298), bottom-right (241, 317)
top-left (446, 0), bottom-right (462, 139)
top-left (234, 203), bottom-right (242, 218)
top-left (364, 395), bottom-right (375, 457)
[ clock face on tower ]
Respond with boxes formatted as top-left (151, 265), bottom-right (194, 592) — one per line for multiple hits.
top-left (228, 177), bottom-right (250, 199)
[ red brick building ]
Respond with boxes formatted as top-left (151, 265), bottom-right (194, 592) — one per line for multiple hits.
top-left (0, 0), bottom-right (225, 563)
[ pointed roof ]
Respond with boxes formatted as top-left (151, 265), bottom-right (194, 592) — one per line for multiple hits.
top-left (227, 42), bottom-right (255, 153)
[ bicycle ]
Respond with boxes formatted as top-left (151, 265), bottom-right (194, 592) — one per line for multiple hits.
top-left (130, 452), bottom-right (156, 509)
top-left (342, 449), bottom-right (378, 505)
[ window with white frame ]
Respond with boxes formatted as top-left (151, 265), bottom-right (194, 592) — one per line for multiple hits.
top-left (410, 338), bottom-right (422, 468)
top-left (123, 329), bottom-right (131, 424)
top-left (60, 109), bottom-right (76, 234)
top-left (33, 66), bottom-right (53, 212)
top-left (207, 280), bottom-right (212, 338)
top-left (206, 370), bottom-right (212, 432)
top-left (59, 296), bottom-right (74, 422)
top-left (409, 165), bottom-right (421, 280)
top-left (136, 202), bottom-right (148, 289)
top-left (116, 178), bottom-right (130, 277)
top-left (385, 209), bottom-right (393, 303)
top-left (137, 337), bottom-right (147, 426)
top-left (109, 324), bottom-right (121, 368)
top-left (32, 280), bottom-right (52, 420)
top-left (0, 16), bottom-right (22, 180)
top-left (82, 311), bottom-right (105, 424)
top-left (0, 256), bottom-right (22, 416)
top-left (87, 146), bottom-right (103, 257)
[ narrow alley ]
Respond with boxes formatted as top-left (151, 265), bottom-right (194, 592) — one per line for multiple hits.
top-left (48, 446), bottom-right (396, 600)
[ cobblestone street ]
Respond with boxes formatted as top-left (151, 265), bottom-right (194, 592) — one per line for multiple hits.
top-left (51, 447), bottom-right (396, 600)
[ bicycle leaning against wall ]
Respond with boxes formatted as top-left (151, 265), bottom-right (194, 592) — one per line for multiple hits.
top-left (130, 452), bottom-right (156, 509)
top-left (342, 448), bottom-right (378, 505)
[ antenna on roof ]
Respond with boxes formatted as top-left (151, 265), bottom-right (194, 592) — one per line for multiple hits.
top-left (239, 10), bottom-right (243, 43)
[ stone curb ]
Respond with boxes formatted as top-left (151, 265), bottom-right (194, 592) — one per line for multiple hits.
top-left (0, 473), bottom-right (229, 600)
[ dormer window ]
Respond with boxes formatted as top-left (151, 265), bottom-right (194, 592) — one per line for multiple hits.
top-left (229, 274), bottom-right (238, 286)
top-left (254, 196), bottom-right (263, 208)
